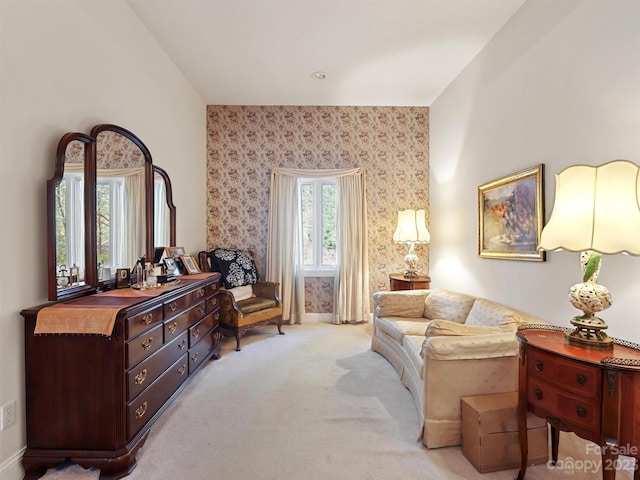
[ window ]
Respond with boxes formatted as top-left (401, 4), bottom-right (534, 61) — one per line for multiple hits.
top-left (300, 178), bottom-right (337, 275)
top-left (56, 172), bottom-right (84, 270)
top-left (96, 177), bottom-right (126, 269)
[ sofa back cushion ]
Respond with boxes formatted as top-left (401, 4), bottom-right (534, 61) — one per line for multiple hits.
top-left (374, 290), bottom-right (429, 318)
top-left (464, 298), bottom-right (524, 328)
top-left (423, 289), bottom-right (476, 324)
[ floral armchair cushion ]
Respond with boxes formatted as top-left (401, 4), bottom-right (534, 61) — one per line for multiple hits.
top-left (207, 248), bottom-right (259, 289)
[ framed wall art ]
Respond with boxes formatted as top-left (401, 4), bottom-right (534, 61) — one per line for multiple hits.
top-left (478, 164), bottom-right (545, 261)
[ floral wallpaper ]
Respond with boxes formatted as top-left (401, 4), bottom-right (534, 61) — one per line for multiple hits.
top-left (206, 106), bottom-right (429, 313)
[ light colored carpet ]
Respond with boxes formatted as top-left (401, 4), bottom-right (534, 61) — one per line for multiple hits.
top-left (39, 322), bottom-right (632, 479)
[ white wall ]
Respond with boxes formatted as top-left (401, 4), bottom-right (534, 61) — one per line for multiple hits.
top-left (0, 1), bottom-right (206, 478)
top-left (430, 0), bottom-right (640, 340)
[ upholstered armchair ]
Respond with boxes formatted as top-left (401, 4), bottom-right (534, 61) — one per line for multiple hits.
top-left (198, 248), bottom-right (284, 351)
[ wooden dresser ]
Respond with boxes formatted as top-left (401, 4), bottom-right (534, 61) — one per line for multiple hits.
top-left (516, 326), bottom-right (640, 480)
top-left (20, 273), bottom-right (222, 479)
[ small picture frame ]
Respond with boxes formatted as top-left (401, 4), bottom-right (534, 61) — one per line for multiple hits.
top-left (180, 254), bottom-right (201, 274)
top-left (163, 257), bottom-right (180, 276)
top-left (164, 246), bottom-right (186, 258)
top-left (115, 268), bottom-right (131, 288)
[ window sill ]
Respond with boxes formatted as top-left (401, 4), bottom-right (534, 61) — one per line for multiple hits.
top-left (302, 269), bottom-right (336, 278)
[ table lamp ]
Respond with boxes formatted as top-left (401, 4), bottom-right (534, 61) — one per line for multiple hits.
top-left (539, 160), bottom-right (640, 349)
top-left (393, 209), bottom-right (430, 277)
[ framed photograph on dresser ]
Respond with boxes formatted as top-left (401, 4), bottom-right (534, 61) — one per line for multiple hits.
top-left (164, 246), bottom-right (186, 258)
top-left (180, 254), bottom-right (201, 274)
top-left (478, 164), bottom-right (545, 261)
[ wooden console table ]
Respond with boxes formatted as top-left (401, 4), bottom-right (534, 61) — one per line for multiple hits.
top-left (389, 273), bottom-right (431, 291)
top-left (516, 325), bottom-right (640, 480)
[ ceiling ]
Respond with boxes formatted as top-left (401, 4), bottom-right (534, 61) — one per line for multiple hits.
top-left (125, 0), bottom-right (525, 106)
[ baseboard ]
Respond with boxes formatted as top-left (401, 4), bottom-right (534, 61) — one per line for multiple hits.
top-left (304, 313), bottom-right (334, 323)
top-left (0, 447), bottom-right (25, 480)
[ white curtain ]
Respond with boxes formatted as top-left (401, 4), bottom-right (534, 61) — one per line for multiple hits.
top-left (266, 167), bottom-right (370, 325)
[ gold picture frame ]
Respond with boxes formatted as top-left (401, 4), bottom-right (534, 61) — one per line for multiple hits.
top-left (180, 254), bottom-right (201, 274)
top-left (164, 246), bottom-right (186, 258)
top-left (478, 164), bottom-right (545, 261)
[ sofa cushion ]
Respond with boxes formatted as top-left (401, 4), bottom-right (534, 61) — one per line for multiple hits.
top-left (425, 319), bottom-right (514, 337)
top-left (423, 289), bottom-right (476, 324)
top-left (376, 317), bottom-right (429, 343)
top-left (208, 248), bottom-right (259, 289)
top-left (464, 299), bottom-right (525, 328)
top-left (373, 290), bottom-right (429, 318)
top-left (237, 296), bottom-right (277, 315)
top-left (403, 335), bottom-right (425, 380)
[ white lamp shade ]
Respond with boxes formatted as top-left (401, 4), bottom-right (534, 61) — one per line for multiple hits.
top-left (540, 160), bottom-right (640, 255)
top-left (393, 209), bottom-right (430, 244)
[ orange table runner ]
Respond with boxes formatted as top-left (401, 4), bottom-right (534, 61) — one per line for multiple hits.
top-left (35, 273), bottom-right (215, 336)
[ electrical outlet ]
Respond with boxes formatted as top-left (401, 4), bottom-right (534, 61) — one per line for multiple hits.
top-left (1, 401), bottom-right (16, 430)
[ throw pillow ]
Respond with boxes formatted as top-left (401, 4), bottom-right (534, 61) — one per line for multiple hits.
top-left (423, 289), bottom-right (476, 323)
top-left (425, 319), bottom-right (513, 337)
top-left (209, 248), bottom-right (259, 289)
top-left (464, 298), bottom-right (524, 328)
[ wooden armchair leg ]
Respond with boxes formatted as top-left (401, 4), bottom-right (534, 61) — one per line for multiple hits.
top-left (275, 317), bottom-right (284, 335)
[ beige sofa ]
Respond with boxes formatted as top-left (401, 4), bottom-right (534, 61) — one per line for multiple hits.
top-left (371, 288), bottom-right (544, 449)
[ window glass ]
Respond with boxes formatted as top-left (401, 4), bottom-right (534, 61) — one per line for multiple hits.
top-left (300, 178), bottom-right (336, 273)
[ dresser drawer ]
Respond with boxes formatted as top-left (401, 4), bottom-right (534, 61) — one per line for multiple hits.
top-left (126, 305), bottom-right (164, 340)
top-left (126, 323), bottom-right (164, 369)
top-left (556, 391), bottom-right (600, 433)
top-left (188, 327), bottom-right (218, 374)
top-left (206, 294), bottom-right (220, 314)
top-left (189, 311), bottom-right (219, 348)
top-left (527, 375), bottom-right (559, 414)
top-left (127, 353), bottom-right (189, 438)
top-left (205, 281), bottom-right (220, 297)
top-left (127, 331), bottom-right (188, 401)
top-left (164, 287), bottom-right (207, 319)
top-left (556, 358), bottom-right (601, 400)
top-left (163, 300), bottom-right (207, 342)
top-left (528, 348), bottom-right (601, 401)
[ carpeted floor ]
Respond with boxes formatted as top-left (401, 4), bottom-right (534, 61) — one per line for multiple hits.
top-left (38, 322), bottom-right (632, 479)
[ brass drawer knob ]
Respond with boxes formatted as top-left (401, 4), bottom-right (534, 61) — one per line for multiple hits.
top-left (135, 401), bottom-right (148, 419)
top-left (191, 352), bottom-right (199, 363)
top-left (577, 406), bottom-right (587, 418)
top-left (178, 340), bottom-right (187, 350)
top-left (141, 337), bottom-right (154, 350)
top-left (535, 360), bottom-right (543, 372)
top-left (169, 301), bottom-right (177, 312)
top-left (134, 369), bottom-right (147, 385)
top-left (576, 373), bottom-right (587, 386)
top-left (168, 322), bottom-right (178, 334)
top-left (192, 328), bottom-right (200, 339)
top-left (197, 289), bottom-right (205, 298)
top-left (178, 365), bottom-right (186, 376)
top-left (535, 388), bottom-right (543, 400)
top-left (142, 313), bottom-right (154, 325)
top-left (198, 305), bottom-right (205, 315)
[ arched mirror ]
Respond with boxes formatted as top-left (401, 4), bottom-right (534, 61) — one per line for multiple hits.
top-left (48, 124), bottom-right (176, 300)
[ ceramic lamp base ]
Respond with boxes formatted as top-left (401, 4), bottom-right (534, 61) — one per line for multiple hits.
top-left (565, 315), bottom-right (613, 350)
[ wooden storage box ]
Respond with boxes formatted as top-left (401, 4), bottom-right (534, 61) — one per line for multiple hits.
top-left (461, 392), bottom-right (548, 473)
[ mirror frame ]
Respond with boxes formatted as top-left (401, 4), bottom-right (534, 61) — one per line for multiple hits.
top-left (48, 124), bottom-right (176, 300)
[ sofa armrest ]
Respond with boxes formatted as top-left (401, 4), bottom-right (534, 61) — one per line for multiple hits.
top-left (423, 332), bottom-right (518, 361)
top-left (252, 281), bottom-right (281, 305)
top-left (373, 290), bottom-right (429, 318)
